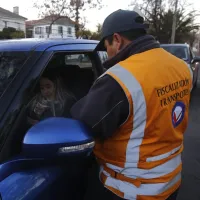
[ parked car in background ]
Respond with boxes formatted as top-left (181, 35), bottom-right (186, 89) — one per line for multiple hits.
top-left (0, 39), bottom-right (109, 200)
top-left (161, 44), bottom-right (200, 88)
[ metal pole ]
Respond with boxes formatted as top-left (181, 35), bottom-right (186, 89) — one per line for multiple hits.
top-left (171, 0), bottom-right (178, 43)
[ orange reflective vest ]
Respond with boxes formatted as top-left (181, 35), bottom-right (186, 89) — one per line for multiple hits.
top-left (94, 48), bottom-right (192, 200)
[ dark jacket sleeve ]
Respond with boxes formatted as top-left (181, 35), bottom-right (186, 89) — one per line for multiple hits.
top-left (70, 75), bottom-right (129, 140)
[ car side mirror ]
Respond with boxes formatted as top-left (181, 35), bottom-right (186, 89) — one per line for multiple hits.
top-left (191, 56), bottom-right (200, 64)
top-left (22, 118), bottom-right (94, 159)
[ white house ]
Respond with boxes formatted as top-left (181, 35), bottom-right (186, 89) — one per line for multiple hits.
top-left (0, 7), bottom-right (27, 33)
top-left (26, 16), bottom-right (76, 39)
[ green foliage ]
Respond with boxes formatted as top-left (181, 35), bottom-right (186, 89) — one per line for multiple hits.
top-left (69, 0), bottom-right (103, 36)
top-left (90, 32), bottom-right (100, 40)
top-left (77, 23), bottom-right (102, 40)
top-left (77, 29), bottom-right (92, 38)
top-left (131, 0), bottom-right (199, 44)
top-left (148, 9), bottom-right (199, 43)
top-left (90, 23), bottom-right (102, 40)
top-left (0, 28), bottom-right (25, 39)
top-left (10, 31), bottom-right (25, 39)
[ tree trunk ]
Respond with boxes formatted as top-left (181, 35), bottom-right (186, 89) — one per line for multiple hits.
top-left (171, 0), bottom-right (178, 43)
top-left (47, 24), bottom-right (52, 38)
top-left (75, 3), bottom-right (80, 38)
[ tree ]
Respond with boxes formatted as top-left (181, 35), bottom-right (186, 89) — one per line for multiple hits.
top-left (90, 23), bottom-right (102, 40)
top-left (34, 0), bottom-right (70, 38)
top-left (10, 31), bottom-right (25, 39)
top-left (69, 0), bottom-right (103, 37)
top-left (34, 0), bottom-right (103, 38)
top-left (129, 0), bottom-right (199, 44)
top-left (77, 29), bottom-right (92, 38)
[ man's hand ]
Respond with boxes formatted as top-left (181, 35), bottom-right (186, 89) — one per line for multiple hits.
top-left (27, 117), bottom-right (39, 126)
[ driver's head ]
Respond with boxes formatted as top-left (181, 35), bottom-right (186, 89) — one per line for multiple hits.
top-left (95, 9), bottom-right (148, 59)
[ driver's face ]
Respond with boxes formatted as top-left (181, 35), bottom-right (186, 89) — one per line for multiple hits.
top-left (40, 77), bottom-right (55, 99)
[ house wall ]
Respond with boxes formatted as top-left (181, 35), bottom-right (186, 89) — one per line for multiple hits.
top-left (0, 17), bottom-right (26, 32)
top-left (33, 24), bottom-right (76, 39)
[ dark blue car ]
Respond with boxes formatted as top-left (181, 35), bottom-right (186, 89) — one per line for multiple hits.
top-left (0, 39), bottom-right (108, 200)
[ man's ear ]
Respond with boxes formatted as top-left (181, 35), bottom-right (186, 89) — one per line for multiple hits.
top-left (113, 33), bottom-right (125, 51)
top-left (113, 33), bottom-right (122, 44)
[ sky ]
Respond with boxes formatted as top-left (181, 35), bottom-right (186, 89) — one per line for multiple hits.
top-left (1, 0), bottom-right (200, 31)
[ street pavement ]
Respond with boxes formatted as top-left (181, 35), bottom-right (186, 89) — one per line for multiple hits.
top-left (177, 71), bottom-right (200, 200)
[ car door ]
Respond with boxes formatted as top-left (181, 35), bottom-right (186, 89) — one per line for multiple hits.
top-left (189, 47), bottom-right (199, 86)
top-left (188, 47), bottom-right (195, 85)
top-left (0, 50), bottom-right (72, 200)
top-left (0, 43), bottom-right (102, 200)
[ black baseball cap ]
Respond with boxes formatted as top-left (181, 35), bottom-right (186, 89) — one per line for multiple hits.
top-left (95, 9), bottom-right (148, 51)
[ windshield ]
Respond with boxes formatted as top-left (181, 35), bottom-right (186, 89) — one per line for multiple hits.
top-left (162, 46), bottom-right (188, 61)
top-left (0, 51), bottom-right (28, 96)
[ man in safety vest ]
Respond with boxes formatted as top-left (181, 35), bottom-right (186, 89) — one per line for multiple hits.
top-left (71, 9), bottom-right (192, 200)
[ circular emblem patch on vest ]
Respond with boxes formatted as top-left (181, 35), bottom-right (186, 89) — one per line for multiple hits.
top-left (172, 102), bottom-right (185, 128)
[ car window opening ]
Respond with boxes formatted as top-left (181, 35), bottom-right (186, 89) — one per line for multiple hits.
top-left (26, 52), bottom-right (96, 128)
top-left (0, 51), bottom-right (28, 98)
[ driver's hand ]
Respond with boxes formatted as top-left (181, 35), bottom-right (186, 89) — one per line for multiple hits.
top-left (27, 117), bottom-right (39, 125)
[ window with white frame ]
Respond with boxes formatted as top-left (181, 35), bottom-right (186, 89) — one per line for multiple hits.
top-left (67, 27), bottom-right (72, 35)
top-left (35, 27), bottom-right (42, 34)
top-left (16, 22), bottom-right (20, 30)
top-left (46, 26), bottom-right (52, 34)
top-left (4, 21), bottom-right (7, 28)
top-left (58, 26), bottom-right (63, 34)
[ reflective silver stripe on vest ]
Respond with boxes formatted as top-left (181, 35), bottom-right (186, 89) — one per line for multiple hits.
top-left (105, 172), bottom-right (181, 199)
top-left (107, 64), bottom-right (147, 166)
top-left (146, 145), bottom-right (182, 162)
top-left (106, 153), bottom-right (181, 179)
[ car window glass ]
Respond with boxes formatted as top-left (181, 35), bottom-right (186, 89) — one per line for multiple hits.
top-left (65, 54), bottom-right (92, 68)
top-left (98, 51), bottom-right (108, 63)
top-left (0, 51), bottom-right (27, 97)
top-left (162, 46), bottom-right (188, 61)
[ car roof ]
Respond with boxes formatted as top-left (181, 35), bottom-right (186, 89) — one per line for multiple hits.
top-left (161, 43), bottom-right (189, 48)
top-left (0, 38), bottom-right (99, 52)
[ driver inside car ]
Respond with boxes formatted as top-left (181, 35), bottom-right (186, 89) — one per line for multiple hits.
top-left (26, 70), bottom-right (76, 126)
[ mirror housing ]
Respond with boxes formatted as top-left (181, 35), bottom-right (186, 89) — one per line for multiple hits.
top-left (23, 118), bottom-right (94, 159)
top-left (191, 56), bottom-right (200, 64)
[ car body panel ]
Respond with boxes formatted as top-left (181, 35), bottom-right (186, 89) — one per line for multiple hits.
top-left (0, 167), bottom-right (62, 200)
top-left (0, 39), bottom-right (98, 52)
top-left (0, 156), bottom-right (88, 200)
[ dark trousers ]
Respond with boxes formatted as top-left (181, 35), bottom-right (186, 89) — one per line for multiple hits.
top-left (84, 159), bottom-right (179, 200)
